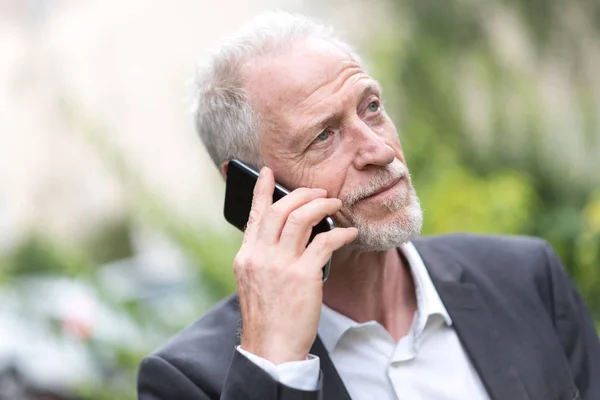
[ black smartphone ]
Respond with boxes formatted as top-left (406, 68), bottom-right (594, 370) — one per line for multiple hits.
top-left (224, 159), bottom-right (335, 281)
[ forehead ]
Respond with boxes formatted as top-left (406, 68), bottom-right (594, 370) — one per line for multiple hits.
top-left (242, 38), bottom-right (367, 133)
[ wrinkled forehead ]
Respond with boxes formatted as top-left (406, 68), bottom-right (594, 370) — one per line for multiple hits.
top-left (241, 37), bottom-right (362, 130)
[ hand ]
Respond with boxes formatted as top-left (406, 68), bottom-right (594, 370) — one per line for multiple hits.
top-left (234, 167), bottom-right (358, 365)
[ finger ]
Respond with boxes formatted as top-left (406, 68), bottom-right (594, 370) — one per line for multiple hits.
top-left (279, 197), bottom-right (342, 254)
top-left (258, 187), bottom-right (327, 244)
top-left (243, 167), bottom-right (274, 243)
top-left (300, 227), bottom-right (358, 272)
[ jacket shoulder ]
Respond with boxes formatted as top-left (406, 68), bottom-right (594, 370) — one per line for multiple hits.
top-left (413, 233), bottom-right (556, 309)
top-left (413, 232), bottom-right (549, 258)
top-left (413, 233), bottom-right (552, 276)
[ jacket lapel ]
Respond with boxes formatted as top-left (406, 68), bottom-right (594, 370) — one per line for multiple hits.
top-left (413, 238), bottom-right (531, 400)
top-left (310, 337), bottom-right (352, 400)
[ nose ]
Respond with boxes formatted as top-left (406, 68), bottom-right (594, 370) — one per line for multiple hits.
top-left (350, 119), bottom-right (395, 170)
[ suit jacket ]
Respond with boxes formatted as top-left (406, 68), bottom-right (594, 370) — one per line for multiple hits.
top-left (137, 234), bottom-right (600, 400)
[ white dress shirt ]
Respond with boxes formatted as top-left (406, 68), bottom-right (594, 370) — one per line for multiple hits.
top-left (238, 242), bottom-right (491, 399)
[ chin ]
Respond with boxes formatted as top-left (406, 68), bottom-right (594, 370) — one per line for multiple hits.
top-left (345, 193), bottom-right (423, 253)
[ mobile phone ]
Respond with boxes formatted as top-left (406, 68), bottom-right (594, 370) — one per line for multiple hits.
top-left (224, 159), bottom-right (335, 281)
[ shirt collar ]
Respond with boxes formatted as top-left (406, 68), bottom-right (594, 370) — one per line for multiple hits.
top-left (318, 241), bottom-right (452, 353)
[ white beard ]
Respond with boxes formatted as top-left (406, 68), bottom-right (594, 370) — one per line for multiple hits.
top-left (335, 160), bottom-right (423, 252)
top-left (349, 189), bottom-right (423, 251)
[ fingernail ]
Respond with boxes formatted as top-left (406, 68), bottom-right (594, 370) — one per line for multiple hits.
top-left (259, 167), bottom-right (266, 178)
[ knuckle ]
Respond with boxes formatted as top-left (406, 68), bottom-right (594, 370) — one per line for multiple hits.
top-left (313, 232), bottom-right (327, 245)
top-left (250, 189), bottom-right (263, 206)
top-left (287, 209), bottom-right (304, 226)
top-left (234, 249), bottom-right (259, 271)
top-left (247, 208), bottom-right (261, 226)
top-left (270, 254), bottom-right (285, 269)
top-left (294, 187), bottom-right (321, 199)
top-left (266, 203), bottom-right (282, 219)
top-left (233, 261), bottom-right (244, 276)
top-left (322, 198), bottom-right (340, 210)
top-left (233, 263), bottom-right (243, 276)
top-left (293, 187), bottom-right (311, 196)
top-left (314, 233), bottom-right (332, 249)
top-left (233, 252), bottom-right (249, 270)
top-left (252, 180), bottom-right (262, 196)
top-left (245, 256), bottom-right (260, 272)
top-left (287, 264), bottom-right (305, 281)
top-left (268, 261), bottom-right (283, 274)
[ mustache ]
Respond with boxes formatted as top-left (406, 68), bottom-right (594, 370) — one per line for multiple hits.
top-left (341, 161), bottom-right (408, 207)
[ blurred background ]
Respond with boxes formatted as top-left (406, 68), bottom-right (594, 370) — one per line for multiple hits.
top-left (1, 0), bottom-right (599, 398)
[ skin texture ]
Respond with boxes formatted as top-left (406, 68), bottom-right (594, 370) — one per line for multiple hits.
top-left (223, 37), bottom-right (420, 364)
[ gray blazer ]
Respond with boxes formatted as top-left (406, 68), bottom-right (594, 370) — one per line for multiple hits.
top-left (137, 234), bottom-right (600, 399)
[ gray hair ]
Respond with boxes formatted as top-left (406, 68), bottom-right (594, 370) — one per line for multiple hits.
top-left (191, 10), bottom-right (363, 170)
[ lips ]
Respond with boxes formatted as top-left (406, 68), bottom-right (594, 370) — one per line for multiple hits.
top-left (365, 177), bottom-right (402, 199)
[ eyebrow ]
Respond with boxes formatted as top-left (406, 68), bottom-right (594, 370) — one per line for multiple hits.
top-left (317, 82), bottom-right (382, 128)
top-left (361, 82), bottom-right (382, 100)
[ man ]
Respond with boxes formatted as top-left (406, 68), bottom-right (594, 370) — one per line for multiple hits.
top-left (137, 11), bottom-right (600, 400)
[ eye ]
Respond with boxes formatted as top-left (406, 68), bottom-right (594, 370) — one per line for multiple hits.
top-left (368, 101), bottom-right (380, 112)
top-left (313, 130), bottom-right (331, 143)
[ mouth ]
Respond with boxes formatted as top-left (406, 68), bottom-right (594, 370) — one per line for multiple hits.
top-left (364, 177), bottom-right (403, 200)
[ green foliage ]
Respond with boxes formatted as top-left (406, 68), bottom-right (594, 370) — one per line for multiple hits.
top-left (84, 218), bottom-right (135, 265)
top-left (368, 0), bottom-right (600, 322)
top-left (419, 167), bottom-right (536, 235)
top-left (1, 233), bottom-right (94, 278)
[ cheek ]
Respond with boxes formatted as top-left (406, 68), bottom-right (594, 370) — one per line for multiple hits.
top-left (260, 140), bottom-right (308, 188)
top-left (268, 153), bottom-right (318, 192)
top-left (308, 162), bottom-right (347, 198)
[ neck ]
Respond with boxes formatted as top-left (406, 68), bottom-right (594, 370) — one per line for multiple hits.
top-left (322, 245), bottom-right (417, 341)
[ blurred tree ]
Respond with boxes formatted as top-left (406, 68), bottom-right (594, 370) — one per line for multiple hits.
top-left (0, 233), bottom-right (93, 278)
top-left (84, 217), bottom-right (134, 265)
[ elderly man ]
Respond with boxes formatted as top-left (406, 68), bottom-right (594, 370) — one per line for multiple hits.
top-left (137, 11), bottom-right (600, 400)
